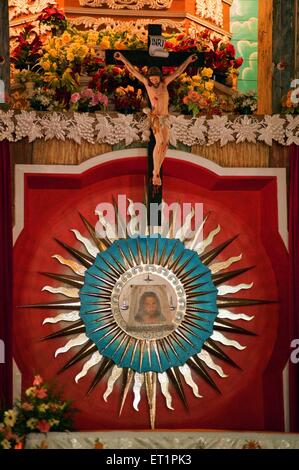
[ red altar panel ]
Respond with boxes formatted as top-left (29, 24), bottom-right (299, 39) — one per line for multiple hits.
top-left (13, 154), bottom-right (289, 431)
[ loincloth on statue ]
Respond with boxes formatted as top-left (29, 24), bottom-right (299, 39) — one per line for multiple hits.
top-left (143, 108), bottom-right (170, 134)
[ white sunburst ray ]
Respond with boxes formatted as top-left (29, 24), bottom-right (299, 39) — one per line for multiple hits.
top-left (175, 207), bottom-right (195, 242)
top-left (197, 350), bottom-right (228, 378)
top-left (210, 331), bottom-right (246, 350)
top-left (184, 211), bottom-right (210, 250)
top-left (210, 254), bottom-right (243, 274)
top-left (42, 285), bottom-right (79, 298)
top-left (217, 282), bottom-right (254, 296)
top-left (75, 351), bottom-right (103, 384)
top-left (132, 372), bottom-right (145, 411)
top-left (127, 198), bottom-right (149, 238)
top-left (217, 309), bottom-right (254, 322)
top-left (196, 224), bottom-right (221, 255)
top-left (54, 333), bottom-right (89, 357)
top-left (94, 208), bottom-right (118, 243)
top-left (179, 364), bottom-right (202, 398)
top-left (158, 372), bottom-right (174, 410)
top-left (52, 254), bottom-right (86, 276)
top-left (71, 229), bottom-right (99, 258)
top-left (43, 311), bottom-right (80, 325)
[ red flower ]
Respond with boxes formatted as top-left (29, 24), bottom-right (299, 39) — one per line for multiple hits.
top-left (234, 57), bottom-right (244, 68)
top-left (225, 43), bottom-right (236, 57)
top-left (37, 420), bottom-right (51, 433)
top-left (37, 6), bottom-right (66, 23)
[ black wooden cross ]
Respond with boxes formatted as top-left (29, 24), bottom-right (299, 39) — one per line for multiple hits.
top-left (106, 25), bottom-right (204, 227)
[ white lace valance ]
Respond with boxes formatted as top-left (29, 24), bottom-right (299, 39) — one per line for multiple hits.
top-left (0, 111), bottom-right (298, 147)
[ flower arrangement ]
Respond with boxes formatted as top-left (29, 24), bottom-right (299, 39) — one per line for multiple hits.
top-left (0, 375), bottom-right (76, 449)
top-left (37, 4), bottom-right (68, 36)
top-left (169, 67), bottom-right (230, 116)
top-left (114, 85), bottom-right (146, 113)
top-left (9, 14), bottom-right (245, 114)
top-left (232, 90), bottom-right (258, 114)
top-left (29, 87), bottom-right (59, 111)
top-left (70, 88), bottom-right (108, 112)
top-left (164, 30), bottom-right (243, 81)
top-left (205, 36), bottom-right (243, 76)
top-left (281, 88), bottom-right (299, 114)
top-left (11, 24), bottom-right (43, 70)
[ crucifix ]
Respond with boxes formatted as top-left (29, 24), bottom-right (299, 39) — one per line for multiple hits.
top-left (106, 25), bottom-right (204, 227)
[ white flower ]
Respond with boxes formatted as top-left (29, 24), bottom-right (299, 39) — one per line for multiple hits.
top-left (4, 409), bottom-right (18, 427)
top-left (1, 439), bottom-right (11, 449)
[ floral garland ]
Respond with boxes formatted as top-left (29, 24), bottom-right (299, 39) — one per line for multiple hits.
top-left (0, 111), bottom-right (298, 146)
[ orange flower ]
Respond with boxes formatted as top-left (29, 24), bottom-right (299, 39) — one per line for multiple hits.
top-left (14, 442), bottom-right (23, 449)
top-left (33, 375), bottom-right (43, 386)
top-left (35, 388), bottom-right (48, 399)
top-left (22, 402), bottom-right (34, 411)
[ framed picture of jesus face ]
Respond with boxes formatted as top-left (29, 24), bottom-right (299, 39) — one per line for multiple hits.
top-left (117, 272), bottom-right (179, 339)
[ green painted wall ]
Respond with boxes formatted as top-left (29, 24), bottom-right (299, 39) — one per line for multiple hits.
top-left (230, 0), bottom-right (258, 93)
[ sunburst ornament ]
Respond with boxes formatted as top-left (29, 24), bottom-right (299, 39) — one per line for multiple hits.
top-left (22, 203), bottom-right (274, 428)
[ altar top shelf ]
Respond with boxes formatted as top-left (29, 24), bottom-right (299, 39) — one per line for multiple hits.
top-left (57, 1), bottom-right (232, 36)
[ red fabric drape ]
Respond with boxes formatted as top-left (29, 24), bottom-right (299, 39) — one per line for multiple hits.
top-left (289, 144), bottom-right (299, 431)
top-left (0, 140), bottom-right (13, 408)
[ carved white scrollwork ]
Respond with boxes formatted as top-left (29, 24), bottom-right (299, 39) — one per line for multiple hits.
top-left (196, 0), bottom-right (223, 27)
top-left (79, 0), bottom-right (173, 9)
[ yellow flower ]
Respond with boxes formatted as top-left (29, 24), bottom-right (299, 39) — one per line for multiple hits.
top-left (1, 439), bottom-right (11, 449)
top-left (25, 386), bottom-right (36, 397)
top-left (42, 60), bottom-right (51, 71)
top-left (201, 67), bottom-right (213, 78)
top-left (61, 31), bottom-right (71, 45)
top-left (205, 81), bottom-right (214, 91)
top-left (49, 418), bottom-right (60, 426)
top-left (49, 48), bottom-right (58, 57)
top-left (27, 418), bottom-right (38, 430)
top-left (99, 37), bottom-right (110, 50)
top-left (4, 409), bottom-right (18, 428)
top-left (66, 51), bottom-right (75, 62)
top-left (38, 404), bottom-right (49, 413)
top-left (192, 75), bottom-right (201, 82)
top-left (114, 40), bottom-right (126, 50)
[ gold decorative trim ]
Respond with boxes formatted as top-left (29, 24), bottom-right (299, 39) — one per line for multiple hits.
top-left (78, 0), bottom-right (173, 9)
top-left (69, 16), bottom-right (185, 33)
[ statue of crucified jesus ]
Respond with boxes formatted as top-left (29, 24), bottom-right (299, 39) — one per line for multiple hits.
top-left (114, 52), bottom-right (198, 187)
